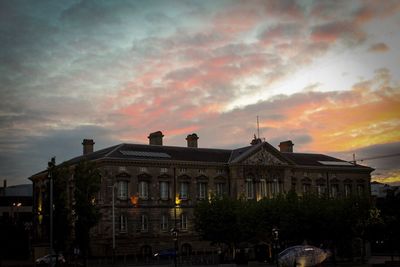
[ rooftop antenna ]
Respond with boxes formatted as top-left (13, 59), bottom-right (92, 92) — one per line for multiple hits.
top-left (257, 115), bottom-right (260, 139)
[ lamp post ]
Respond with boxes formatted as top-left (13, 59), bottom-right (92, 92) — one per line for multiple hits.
top-left (272, 227), bottom-right (279, 267)
top-left (48, 157), bottom-right (55, 267)
top-left (107, 183), bottom-right (116, 262)
top-left (171, 167), bottom-right (179, 267)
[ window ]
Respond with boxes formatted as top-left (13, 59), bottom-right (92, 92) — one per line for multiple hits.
top-left (215, 183), bottom-right (225, 197)
top-left (179, 182), bottom-right (189, 199)
top-left (198, 182), bottom-right (207, 200)
top-left (272, 179), bottom-right (280, 195)
top-left (260, 179), bottom-right (267, 198)
top-left (344, 184), bottom-right (352, 197)
top-left (317, 185), bottom-right (326, 196)
top-left (180, 213), bottom-right (188, 230)
top-left (216, 169), bottom-right (223, 174)
top-left (303, 172), bottom-right (309, 177)
top-left (357, 184), bottom-right (365, 196)
top-left (118, 181), bottom-right (128, 200)
top-left (160, 214), bottom-right (168, 231)
top-left (198, 169), bottom-right (205, 174)
top-left (140, 214), bottom-right (148, 232)
top-left (302, 184), bottom-right (311, 194)
top-left (139, 181), bottom-right (149, 200)
top-left (331, 184), bottom-right (339, 198)
top-left (160, 168), bottom-right (168, 173)
top-left (120, 215), bottom-right (127, 233)
top-left (159, 181), bottom-right (169, 200)
top-left (245, 180), bottom-right (254, 199)
top-left (179, 168), bottom-right (187, 173)
top-left (139, 167), bottom-right (148, 173)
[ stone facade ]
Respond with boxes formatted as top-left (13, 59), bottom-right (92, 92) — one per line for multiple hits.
top-left (30, 133), bottom-right (373, 257)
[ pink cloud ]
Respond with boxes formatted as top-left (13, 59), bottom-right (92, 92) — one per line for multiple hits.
top-left (311, 21), bottom-right (366, 44)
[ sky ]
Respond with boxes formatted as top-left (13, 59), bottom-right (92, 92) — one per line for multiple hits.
top-left (0, 0), bottom-right (399, 186)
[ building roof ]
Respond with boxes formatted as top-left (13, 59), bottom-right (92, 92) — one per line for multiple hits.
top-left (282, 152), bottom-right (371, 170)
top-left (0, 184), bottom-right (32, 197)
top-left (30, 141), bottom-right (373, 179)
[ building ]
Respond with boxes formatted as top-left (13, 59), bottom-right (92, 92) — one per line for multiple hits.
top-left (29, 131), bottom-right (373, 258)
top-left (371, 181), bottom-right (399, 198)
top-left (0, 181), bottom-right (32, 222)
top-left (0, 181), bottom-right (33, 259)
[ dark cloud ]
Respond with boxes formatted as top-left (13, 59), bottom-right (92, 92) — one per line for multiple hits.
top-left (0, 125), bottom-right (116, 185)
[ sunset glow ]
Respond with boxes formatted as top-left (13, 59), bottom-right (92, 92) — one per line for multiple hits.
top-left (1, 0), bottom-right (399, 185)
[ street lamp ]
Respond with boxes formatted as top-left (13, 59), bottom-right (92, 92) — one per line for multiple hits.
top-left (107, 183), bottom-right (116, 261)
top-left (272, 227), bottom-right (279, 267)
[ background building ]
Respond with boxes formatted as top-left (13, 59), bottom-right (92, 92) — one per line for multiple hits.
top-left (29, 131), bottom-right (373, 258)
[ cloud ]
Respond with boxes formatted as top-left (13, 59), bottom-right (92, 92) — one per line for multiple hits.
top-left (368, 43), bottom-right (389, 53)
top-left (311, 21), bottom-right (366, 44)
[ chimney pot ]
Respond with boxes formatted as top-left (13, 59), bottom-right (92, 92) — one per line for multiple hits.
top-left (148, 131), bottom-right (164, 145)
top-left (279, 140), bottom-right (294, 153)
top-left (82, 139), bottom-right (95, 155)
top-left (186, 133), bottom-right (199, 148)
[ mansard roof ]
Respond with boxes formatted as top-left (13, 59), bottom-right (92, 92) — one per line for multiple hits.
top-left (30, 141), bottom-right (373, 179)
top-left (282, 152), bottom-right (373, 171)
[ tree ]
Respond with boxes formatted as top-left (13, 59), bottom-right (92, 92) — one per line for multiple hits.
top-left (52, 166), bottom-right (72, 252)
top-left (73, 160), bottom-right (101, 260)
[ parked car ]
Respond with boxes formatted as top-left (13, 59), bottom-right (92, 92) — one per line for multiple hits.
top-left (35, 254), bottom-right (66, 266)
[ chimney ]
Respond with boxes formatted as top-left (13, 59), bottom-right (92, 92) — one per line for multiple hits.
top-left (82, 139), bottom-right (95, 155)
top-left (279, 140), bottom-right (294, 153)
top-left (186, 133), bottom-right (199, 148)
top-left (148, 131), bottom-right (164, 145)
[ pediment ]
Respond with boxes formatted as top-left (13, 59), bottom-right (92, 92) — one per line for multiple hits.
top-left (241, 143), bottom-right (288, 166)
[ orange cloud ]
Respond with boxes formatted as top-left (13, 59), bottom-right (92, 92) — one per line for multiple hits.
top-left (368, 43), bottom-right (389, 53)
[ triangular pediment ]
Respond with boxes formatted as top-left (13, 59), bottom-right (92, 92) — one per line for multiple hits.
top-left (231, 142), bottom-right (291, 166)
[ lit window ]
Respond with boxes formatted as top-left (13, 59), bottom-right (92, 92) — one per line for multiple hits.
top-left (260, 179), bottom-right (267, 198)
top-left (120, 215), bottom-right (127, 233)
top-left (179, 182), bottom-right (189, 199)
top-left (160, 168), bottom-right (168, 173)
top-left (141, 214), bottom-right (148, 232)
top-left (160, 214), bottom-right (168, 231)
top-left (215, 183), bottom-right (225, 197)
top-left (139, 181), bottom-right (149, 200)
top-left (344, 184), bottom-right (352, 197)
top-left (180, 213), bottom-right (188, 230)
top-left (198, 182), bottom-right (207, 200)
top-left (118, 181), bottom-right (128, 200)
top-left (246, 180), bottom-right (254, 199)
top-left (160, 181), bottom-right (169, 200)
